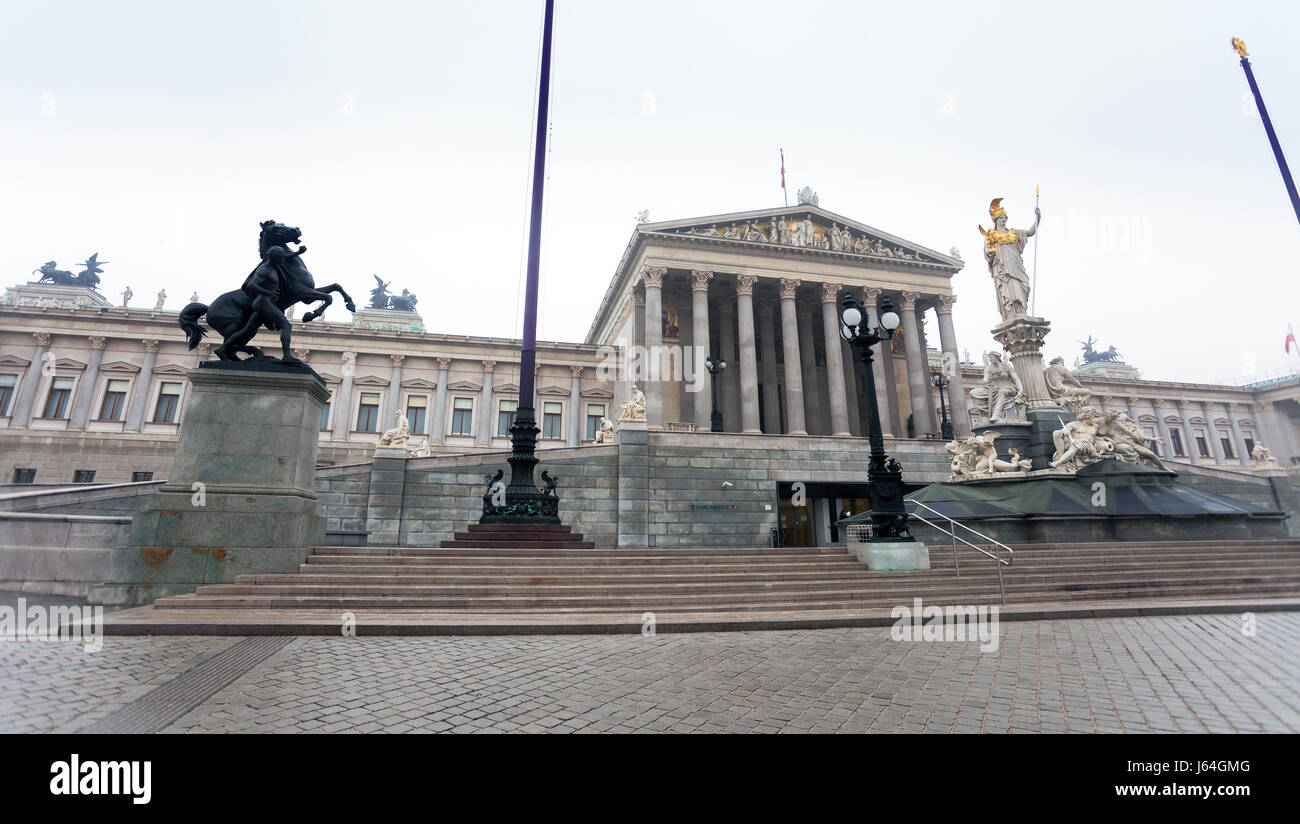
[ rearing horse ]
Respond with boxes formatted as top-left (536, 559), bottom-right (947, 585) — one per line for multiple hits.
top-left (178, 220), bottom-right (356, 362)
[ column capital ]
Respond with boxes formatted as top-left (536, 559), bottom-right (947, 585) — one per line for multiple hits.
top-left (88, 336), bottom-right (107, 350)
top-left (1227, 401), bottom-right (1240, 411)
top-left (294, 348), bottom-right (311, 361)
top-left (482, 360), bottom-right (496, 372)
top-left (735, 274), bottom-right (759, 296)
top-left (390, 353), bottom-right (405, 366)
top-left (641, 265), bottom-right (667, 288)
top-left (143, 339), bottom-right (160, 353)
top-left (861, 286), bottom-right (882, 303)
top-left (819, 281), bottom-right (841, 304)
top-left (1128, 396), bottom-right (1141, 406)
top-left (33, 332), bottom-right (51, 346)
top-left (690, 270), bottom-right (713, 292)
top-left (1178, 399), bottom-right (1191, 409)
top-left (436, 357), bottom-right (452, 370)
top-left (196, 342), bottom-right (212, 356)
top-left (778, 277), bottom-right (801, 299)
top-left (898, 291), bottom-right (919, 311)
top-left (1257, 400), bottom-right (1274, 411)
top-left (936, 294), bottom-right (957, 314)
top-left (570, 365), bottom-right (584, 377)
top-left (1150, 397), bottom-right (1164, 407)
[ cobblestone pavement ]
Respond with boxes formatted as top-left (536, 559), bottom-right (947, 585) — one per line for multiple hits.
top-left (2, 612), bottom-right (1298, 733)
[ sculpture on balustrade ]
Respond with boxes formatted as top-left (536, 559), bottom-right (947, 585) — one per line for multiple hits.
top-left (618, 384), bottom-right (647, 421)
top-left (1044, 356), bottom-right (1092, 411)
top-left (378, 409), bottom-right (410, 447)
top-left (946, 431), bottom-right (1031, 481)
top-left (968, 351), bottom-right (1026, 424)
top-left (593, 416), bottom-right (614, 443)
top-left (1050, 406), bottom-right (1169, 472)
top-left (1252, 443), bottom-right (1279, 469)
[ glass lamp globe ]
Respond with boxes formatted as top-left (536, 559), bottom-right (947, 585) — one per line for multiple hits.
top-left (880, 310), bottom-right (900, 330)
top-left (841, 306), bottom-right (863, 328)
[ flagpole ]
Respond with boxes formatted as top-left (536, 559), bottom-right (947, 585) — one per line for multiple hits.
top-left (1233, 38), bottom-right (1300, 227)
top-left (781, 148), bottom-right (788, 207)
top-left (1030, 184), bottom-right (1040, 316)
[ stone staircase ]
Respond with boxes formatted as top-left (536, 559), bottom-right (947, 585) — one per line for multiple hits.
top-left (143, 538), bottom-right (1300, 618)
top-left (438, 523), bottom-right (595, 549)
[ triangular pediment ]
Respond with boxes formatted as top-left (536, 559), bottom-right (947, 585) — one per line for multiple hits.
top-left (493, 382), bottom-right (520, 394)
top-left (446, 380), bottom-right (481, 392)
top-left (537, 385), bottom-right (570, 397)
top-left (154, 363), bottom-right (189, 375)
top-left (100, 360), bottom-right (141, 374)
top-left (0, 354), bottom-right (31, 367)
top-left (51, 357), bottom-right (86, 370)
top-left (353, 375), bottom-right (390, 387)
top-left (317, 371), bottom-right (342, 384)
top-left (401, 377), bottom-right (438, 389)
top-left (580, 388), bottom-right (615, 399)
top-left (639, 204), bottom-right (962, 268)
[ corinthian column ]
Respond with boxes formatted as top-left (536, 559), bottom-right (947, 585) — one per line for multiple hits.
top-left (796, 304), bottom-right (821, 434)
top-left (477, 360), bottom-right (495, 445)
top-left (934, 295), bottom-right (970, 436)
top-left (718, 296), bottom-right (740, 431)
top-left (432, 357), bottom-right (450, 443)
top-left (690, 270), bottom-right (713, 429)
top-left (758, 300), bottom-right (780, 433)
top-left (69, 336), bottom-right (107, 430)
top-left (641, 265), bottom-right (666, 427)
top-left (777, 278), bottom-right (807, 435)
top-left (383, 353), bottom-right (405, 427)
top-left (735, 274), bottom-right (761, 433)
top-left (897, 292), bottom-right (931, 437)
top-left (819, 282), bottom-right (851, 436)
top-left (124, 339), bottom-right (159, 432)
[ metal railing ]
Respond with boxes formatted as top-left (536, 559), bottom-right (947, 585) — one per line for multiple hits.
top-left (905, 500), bottom-right (1014, 604)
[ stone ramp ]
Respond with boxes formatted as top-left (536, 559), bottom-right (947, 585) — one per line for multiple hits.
top-left (98, 538), bottom-right (1300, 634)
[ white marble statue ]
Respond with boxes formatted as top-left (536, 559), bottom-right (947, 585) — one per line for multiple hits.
top-left (1252, 443), bottom-right (1280, 469)
top-left (1050, 406), bottom-right (1168, 472)
top-left (189, 292), bottom-right (200, 304)
top-left (1044, 356), bottom-right (1091, 411)
top-left (119, 286), bottom-right (132, 307)
top-left (968, 351), bottom-right (1025, 423)
top-left (946, 431), bottom-right (1031, 481)
top-left (743, 221), bottom-right (767, 242)
top-left (378, 409), bottom-right (410, 447)
top-left (618, 385), bottom-right (646, 422)
top-left (978, 197), bottom-right (1040, 322)
top-left (594, 416), bottom-right (614, 443)
top-left (796, 186), bottom-right (819, 206)
top-left (153, 289), bottom-right (166, 311)
top-left (853, 235), bottom-right (871, 254)
top-left (408, 437), bottom-right (432, 458)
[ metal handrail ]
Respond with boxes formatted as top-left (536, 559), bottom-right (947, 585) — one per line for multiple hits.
top-left (905, 500), bottom-right (1014, 604)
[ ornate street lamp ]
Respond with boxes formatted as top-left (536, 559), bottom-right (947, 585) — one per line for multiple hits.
top-left (705, 355), bottom-right (726, 432)
top-left (840, 292), bottom-right (914, 542)
top-left (932, 371), bottom-right (954, 441)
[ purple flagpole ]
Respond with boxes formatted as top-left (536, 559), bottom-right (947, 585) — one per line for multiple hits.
top-left (1234, 38), bottom-right (1300, 228)
top-left (519, 0), bottom-right (554, 408)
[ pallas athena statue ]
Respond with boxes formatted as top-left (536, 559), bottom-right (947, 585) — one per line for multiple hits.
top-left (978, 197), bottom-right (1040, 322)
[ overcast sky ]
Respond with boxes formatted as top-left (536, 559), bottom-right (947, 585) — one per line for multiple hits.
top-left (2, 0), bottom-right (1298, 384)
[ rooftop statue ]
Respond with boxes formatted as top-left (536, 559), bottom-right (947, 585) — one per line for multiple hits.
top-left (33, 253), bottom-right (108, 291)
top-left (178, 220), bottom-right (356, 363)
top-left (978, 198), bottom-right (1039, 322)
top-left (1078, 335), bottom-right (1122, 363)
top-left (368, 275), bottom-right (418, 312)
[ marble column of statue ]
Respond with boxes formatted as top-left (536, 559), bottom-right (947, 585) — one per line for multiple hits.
top-left (1177, 401), bottom-right (1198, 463)
top-left (383, 354), bottom-right (405, 431)
top-left (861, 289), bottom-right (896, 438)
top-left (897, 292), bottom-right (931, 437)
top-left (735, 275), bottom-right (762, 433)
top-left (934, 295), bottom-right (970, 436)
top-left (124, 339), bottom-right (159, 432)
top-left (718, 295), bottom-right (741, 431)
top-left (1203, 401), bottom-right (1227, 463)
top-left (332, 352), bottom-right (356, 441)
top-left (758, 298), bottom-right (781, 433)
top-left (568, 365), bottom-right (583, 446)
top-left (641, 266), bottom-right (666, 427)
top-left (690, 271), bottom-right (713, 429)
top-left (477, 360), bottom-right (495, 445)
top-left (818, 282), bottom-right (852, 436)
top-left (777, 278), bottom-right (807, 435)
top-left (796, 303), bottom-right (821, 434)
top-left (1227, 402), bottom-right (1251, 465)
top-left (68, 336), bottom-right (107, 430)
top-left (10, 332), bottom-right (52, 428)
top-left (431, 357), bottom-right (450, 443)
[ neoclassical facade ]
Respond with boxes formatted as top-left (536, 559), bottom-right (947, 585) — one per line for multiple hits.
top-left (2, 201), bottom-right (1299, 488)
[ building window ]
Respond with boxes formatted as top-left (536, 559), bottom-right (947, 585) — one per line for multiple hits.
top-left (1169, 428), bottom-right (1185, 457)
top-left (73, 470), bottom-right (96, 484)
top-left (12, 468), bottom-right (36, 484)
top-left (320, 396), bottom-right (332, 430)
top-left (407, 395), bottom-right (427, 435)
top-left (98, 379), bottom-right (129, 421)
top-left (131, 471), bottom-right (154, 482)
top-left (356, 392), bottom-right (381, 432)
top-left (542, 402), bottom-right (563, 440)
top-left (586, 403), bottom-right (606, 441)
top-left (498, 399), bottom-right (518, 437)
top-left (1219, 429), bottom-right (1235, 459)
top-left (152, 382), bottom-right (181, 423)
top-left (1194, 430), bottom-right (1210, 458)
top-left (0, 374), bottom-right (15, 416)
top-left (451, 397), bottom-right (473, 436)
top-left (42, 377), bottom-right (73, 419)
top-left (1244, 435), bottom-right (1256, 456)
top-left (1142, 426), bottom-right (1162, 457)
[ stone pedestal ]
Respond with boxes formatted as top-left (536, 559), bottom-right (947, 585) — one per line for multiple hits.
top-left (615, 420), bottom-right (649, 547)
top-left (992, 316), bottom-right (1064, 470)
top-left (857, 540), bottom-right (931, 571)
top-left (111, 363), bottom-right (329, 603)
top-left (366, 447), bottom-right (410, 546)
top-left (2, 282), bottom-right (113, 310)
top-left (350, 307), bottom-right (425, 333)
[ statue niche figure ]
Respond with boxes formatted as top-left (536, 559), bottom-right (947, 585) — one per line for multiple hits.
top-left (978, 198), bottom-right (1039, 322)
top-left (178, 220), bottom-right (356, 362)
top-left (968, 351), bottom-right (1025, 423)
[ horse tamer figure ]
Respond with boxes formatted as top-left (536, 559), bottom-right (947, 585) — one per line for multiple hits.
top-left (179, 220), bottom-right (355, 362)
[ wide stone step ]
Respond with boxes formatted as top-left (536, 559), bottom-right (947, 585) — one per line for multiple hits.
top-left (437, 539), bottom-right (598, 549)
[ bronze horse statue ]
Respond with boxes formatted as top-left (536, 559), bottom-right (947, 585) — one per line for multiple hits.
top-left (178, 220), bottom-right (355, 362)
